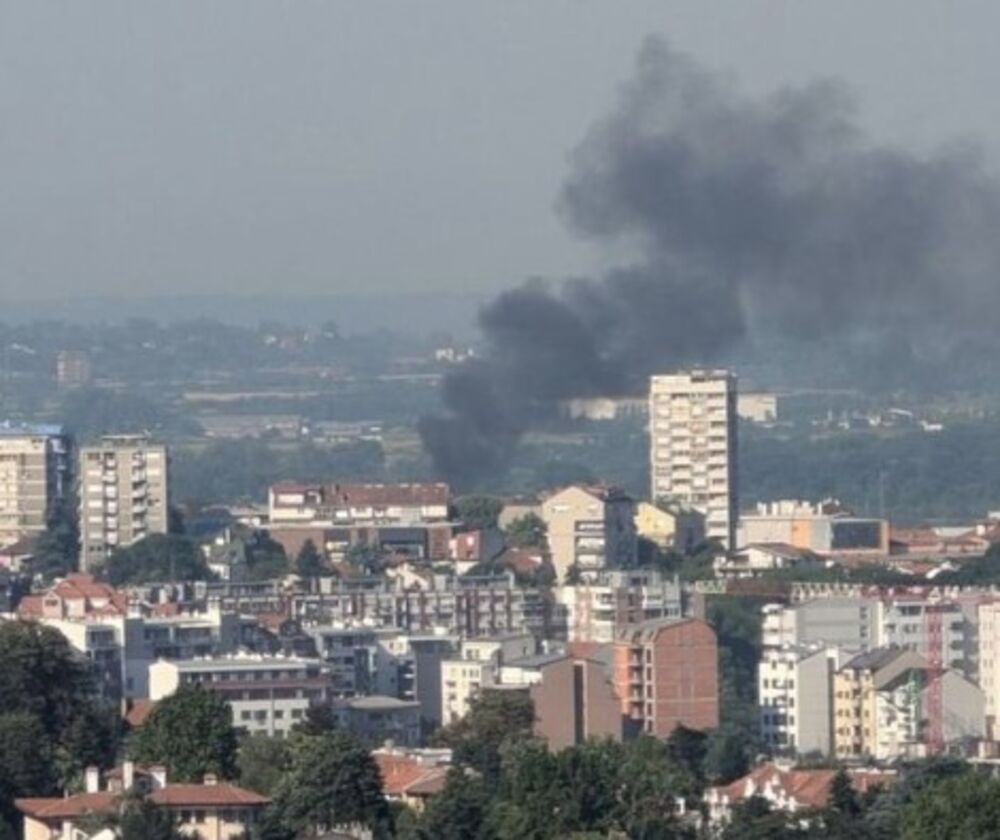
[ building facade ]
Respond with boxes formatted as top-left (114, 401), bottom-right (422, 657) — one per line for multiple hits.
top-left (149, 653), bottom-right (334, 736)
top-left (649, 370), bottom-right (738, 550)
top-left (612, 617), bottom-right (719, 737)
top-left (759, 645), bottom-right (854, 757)
top-left (79, 435), bottom-right (168, 571)
top-left (551, 570), bottom-right (682, 645)
top-left (0, 423), bottom-right (69, 549)
top-left (539, 485), bottom-right (638, 581)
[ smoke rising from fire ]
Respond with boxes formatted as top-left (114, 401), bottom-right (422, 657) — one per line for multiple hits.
top-left (421, 37), bottom-right (1000, 488)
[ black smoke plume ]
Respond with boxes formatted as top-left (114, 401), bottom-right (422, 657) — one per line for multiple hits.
top-left (421, 37), bottom-right (1000, 488)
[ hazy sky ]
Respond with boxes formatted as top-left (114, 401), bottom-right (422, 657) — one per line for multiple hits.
top-left (2, 1), bottom-right (999, 302)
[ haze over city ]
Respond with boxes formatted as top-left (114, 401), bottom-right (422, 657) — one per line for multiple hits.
top-left (3, 5), bottom-right (1000, 840)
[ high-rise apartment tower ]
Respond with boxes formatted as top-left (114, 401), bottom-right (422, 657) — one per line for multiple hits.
top-left (649, 370), bottom-right (737, 550)
top-left (0, 423), bottom-right (69, 548)
top-left (79, 435), bottom-right (168, 571)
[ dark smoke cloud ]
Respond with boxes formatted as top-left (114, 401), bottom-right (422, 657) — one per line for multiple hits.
top-left (421, 37), bottom-right (1000, 488)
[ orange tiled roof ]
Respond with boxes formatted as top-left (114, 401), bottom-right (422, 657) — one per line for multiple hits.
top-left (712, 763), bottom-right (895, 810)
top-left (16, 784), bottom-right (268, 820)
top-left (16, 792), bottom-right (116, 820)
top-left (149, 784), bottom-right (269, 807)
top-left (124, 700), bottom-right (156, 729)
top-left (374, 753), bottom-right (449, 798)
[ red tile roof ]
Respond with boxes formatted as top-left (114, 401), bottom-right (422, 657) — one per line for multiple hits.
top-left (149, 784), bottom-right (270, 807)
top-left (711, 763), bottom-right (895, 811)
top-left (16, 784), bottom-right (268, 820)
top-left (123, 699), bottom-right (156, 729)
top-left (374, 753), bottom-right (449, 798)
top-left (16, 792), bottom-right (116, 820)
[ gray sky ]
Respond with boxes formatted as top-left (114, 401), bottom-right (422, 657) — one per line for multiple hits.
top-left (2, 0), bottom-right (999, 302)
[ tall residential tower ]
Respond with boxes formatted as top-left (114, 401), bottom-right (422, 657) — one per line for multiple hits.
top-left (79, 435), bottom-right (168, 571)
top-left (0, 423), bottom-right (69, 548)
top-left (649, 370), bottom-right (737, 550)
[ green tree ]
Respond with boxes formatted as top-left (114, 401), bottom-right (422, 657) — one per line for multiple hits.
top-left (118, 794), bottom-right (186, 840)
top-left (129, 684), bottom-right (238, 782)
top-left (433, 690), bottom-right (535, 781)
top-left (829, 768), bottom-right (861, 818)
top-left (0, 712), bottom-right (54, 826)
top-left (295, 539), bottom-right (325, 577)
top-left (291, 703), bottom-right (339, 737)
top-left (453, 496), bottom-right (504, 531)
top-left (105, 534), bottom-right (213, 584)
top-left (503, 513), bottom-right (547, 549)
top-left (31, 493), bottom-right (80, 579)
top-left (237, 735), bottom-right (291, 796)
top-left (417, 768), bottom-right (492, 840)
top-left (898, 772), bottom-right (1000, 840)
top-left (245, 534), bottom-right (291, 581)
top-left (0, 622), bottom-right (118, 819)
top-left (268, 730), bottom-right (389, 837)
top-left (721, 795), bottom-right (809, 839)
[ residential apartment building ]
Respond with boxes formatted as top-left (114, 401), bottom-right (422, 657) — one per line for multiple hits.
top-left (633, 499), bottom-right (706, 554)
top-left (149, 653), bottom-right (334, 736)
top-left (762, 595), bottom-right (971, 678)
top-left (737, 499), bottom-right (889, 556)
top-left (16, 576), bottom-right (248, 699)
top-left (975, 599), bottom-right (1000, 737)
top-left (833, 647), bottom-right (927, 759)
top-left (612, 617), bottom-right (719, 737)
top-left (498, 652), bottom-right (624, 749)
top-left (269, 481), bottom-right (449, 525)
top-left (295, 573), bottom-right (550, 638)
top-left (267, 481), bottom-right (452, 563)
top-left (762, 598), bottom-right (877, 651)
top-left (649, 370), bottom-right (738, 549)
top-left (539, 484), bottom-right (638, 581)
top-left (759, 645), bottom-right (855, 756)
top-left (333, 695), bottom-right (422, 747)
top-left (79, 435), bottom-right (168, 571)
top-left (441, 634), bottom-right (536, 724)
top-left (55, 349), bottom-right (93, 388)
top-left (551, 569), bottom-right (682, 644)
top-left (0, 423), bottom-right (69, 548)
top-left (833, 647), bottom-right (983, 760)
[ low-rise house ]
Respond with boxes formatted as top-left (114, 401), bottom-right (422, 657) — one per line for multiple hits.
top-left (16, 761), bottom-right (269, 840)
top-left (705, 762), bottom-right (895, 826)
top-left (372, 747), bottom-right (451, 812)
top-left (716, 543), bottom-right (823, 579)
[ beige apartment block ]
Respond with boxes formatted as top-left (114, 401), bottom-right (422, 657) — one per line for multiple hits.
top-left (0, 424), bottom-right (68, 549)
top-left (539, 484), bottom-right (637, 582)
top-left (79, 435), bottom-right (168, 571)
top-left (649, 371), bottom-right (738, 550)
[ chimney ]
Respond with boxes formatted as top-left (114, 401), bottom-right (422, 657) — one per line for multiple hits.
top-left (122, 760), bottom-right (135, 791)
top-left (203, 773), bottom-right (218, 786)
top-left (84, 766), bottom-right (100, 794)
top-left (149, 765), bottom-right (167, 789)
